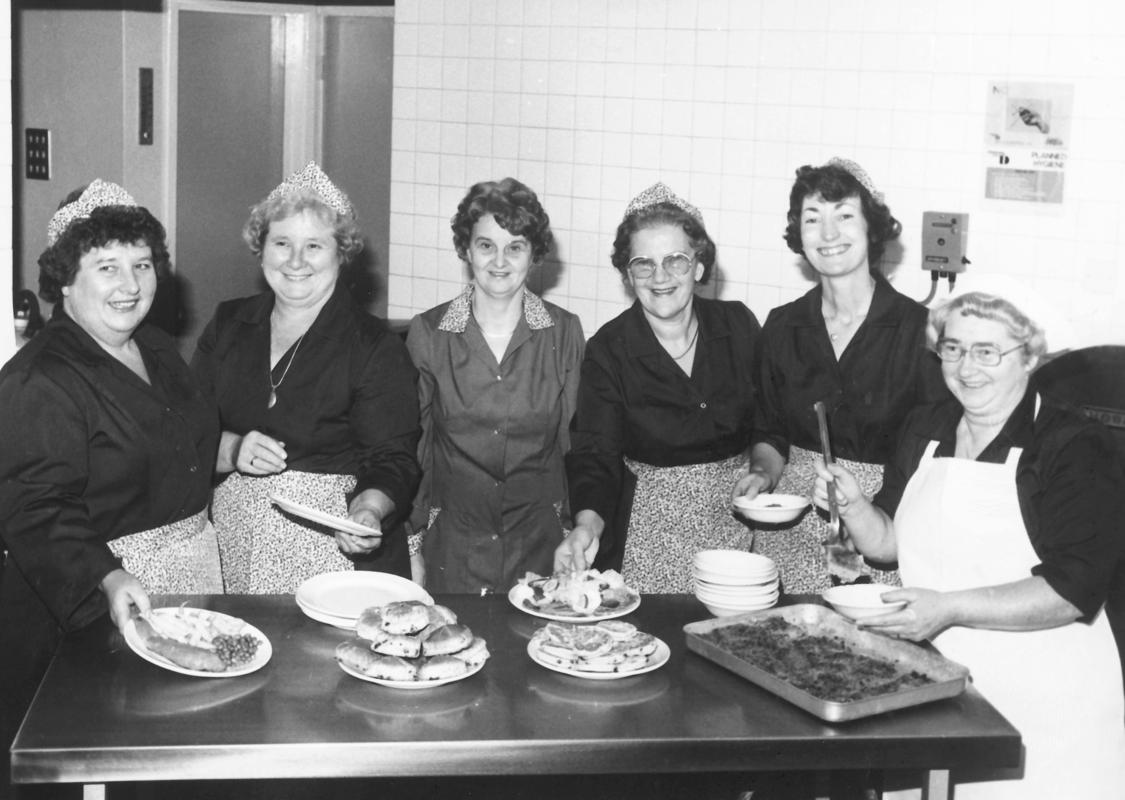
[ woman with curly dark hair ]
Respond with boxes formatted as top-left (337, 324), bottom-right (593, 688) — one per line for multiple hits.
top-left (0, 180), bottom-right (221, 792)
top-left (192, 162), bottom-right (421, 592)
top-left (557, 183), bottom-right (762, 591)
top-left (733, 157), bottom-right (948, 593)
top-left (406, 178), bottom-right (584, 592)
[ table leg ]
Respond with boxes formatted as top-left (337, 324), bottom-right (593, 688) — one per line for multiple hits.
top-left (922, 769), bottom-right (950, 800)
top-left (83, 784), bottom-right (106, 800)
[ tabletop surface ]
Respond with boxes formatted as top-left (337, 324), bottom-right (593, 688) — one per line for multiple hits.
top-left (12, 593), bottom-right (1021, 785)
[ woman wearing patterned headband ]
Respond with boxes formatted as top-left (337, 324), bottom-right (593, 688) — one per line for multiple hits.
top-left (557, 183), bottom-right (762, 592)
top-left (733, 158), bottom-right (947, 593)
top-left (192, 162), bottom-right (420, 592)
top-left (405, 178), bottom-right (584, 592)
top-left (0, 181), bottom-right (221, 789)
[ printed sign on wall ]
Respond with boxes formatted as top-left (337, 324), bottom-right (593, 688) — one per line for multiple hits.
top-left (984, 81), bottom-right (1073, 204)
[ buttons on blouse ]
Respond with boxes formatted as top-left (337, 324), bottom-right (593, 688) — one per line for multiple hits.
top-left (700, 401), bottom-right (708, 409)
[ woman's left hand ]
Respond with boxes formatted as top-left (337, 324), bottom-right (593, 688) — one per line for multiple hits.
top-left (855, 586), bottom-right (952, 642)
top-left (341, 490), bottom-right (390, 555)
top-left (100, 568), bottom-right (151, 634)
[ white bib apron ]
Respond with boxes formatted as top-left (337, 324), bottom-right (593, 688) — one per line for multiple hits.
top-left (895, 426), bottom-right (1125, 799)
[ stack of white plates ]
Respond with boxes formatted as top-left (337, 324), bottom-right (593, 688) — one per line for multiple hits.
top-left (692, 550), bottom-right (779, 617)
top-left (295, 571), bottom-right (433, 629)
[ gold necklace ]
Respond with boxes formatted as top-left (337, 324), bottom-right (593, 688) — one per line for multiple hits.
top-left (268, 333), bottom-right (306, 409)
top-left (669, 318), bottom-right (700, 360)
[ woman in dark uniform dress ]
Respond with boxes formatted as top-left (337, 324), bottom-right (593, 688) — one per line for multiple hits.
top-left (192, 162), bottom-right (420, 592)
top-left (0, 180), bottom-right (221, 796)
top-left (734, 158), bottom-right (946, 593)
top-left (558, 183), bottom-right (762, 592)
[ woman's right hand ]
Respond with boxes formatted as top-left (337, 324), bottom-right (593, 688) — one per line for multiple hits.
top-left (811, 459), bottom-right (865, 518)
top-left (235, 431), bottom-right (288, 475)
top-left (554, 525), bottom-right (599, 574)
top-left (100, 568), bottom-right (150, 635)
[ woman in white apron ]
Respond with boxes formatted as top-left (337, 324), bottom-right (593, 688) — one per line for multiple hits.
top-left (814, 288), bottom-right (1125, 799)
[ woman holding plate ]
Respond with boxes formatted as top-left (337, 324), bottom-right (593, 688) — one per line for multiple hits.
top-left (192, 162), bottom-right (421, 592)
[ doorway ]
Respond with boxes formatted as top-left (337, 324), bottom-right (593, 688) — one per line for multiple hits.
top-left (168, 1), bottom-right (394, 357)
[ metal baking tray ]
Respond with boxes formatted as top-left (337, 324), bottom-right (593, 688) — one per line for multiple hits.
top-left (684, 604), bottom-right (970, 723)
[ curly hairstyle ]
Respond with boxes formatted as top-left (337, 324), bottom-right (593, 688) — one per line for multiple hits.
top-left (38, 189), bottom-right (172, 305)
top-left (783, 163), bottom-right (902, 269)
top-left (610, 203), bottom-right (717, 285)
top-left (927, 291), bottom-right (1048, 363)
top-left (451, 178), bottom-right (553, 264)
top-left (242, 188), bottom-right (364, 267)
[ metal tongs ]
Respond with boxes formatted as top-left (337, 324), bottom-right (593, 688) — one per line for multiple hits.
top-left (813, 400), bottom-right (864, 584)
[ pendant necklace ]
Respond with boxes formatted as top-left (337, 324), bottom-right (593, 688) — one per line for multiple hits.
top-left (669, 317), bottom-right (699, 360)
top-left (268, 333), bottom-right (306, 409)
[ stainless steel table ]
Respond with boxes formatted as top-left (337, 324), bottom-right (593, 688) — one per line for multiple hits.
top-left (11, 594), bottom-right (1020, 799)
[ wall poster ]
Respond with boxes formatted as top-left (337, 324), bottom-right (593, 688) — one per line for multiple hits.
top-left (984, 81), bottom-right (1073, 204)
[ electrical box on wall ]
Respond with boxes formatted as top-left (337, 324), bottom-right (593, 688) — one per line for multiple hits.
top-left (25, 128), bottom-right (51, 181)
top-left (921, 212), bottom-right (969, 272)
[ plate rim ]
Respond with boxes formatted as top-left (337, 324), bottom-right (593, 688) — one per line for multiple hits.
top-left (295, 571), bottom-right (433, 619)
top-left (506, 584), bottom-right (641, 622)
top-left (270, 494), bottom-right (381, 537)
top-left (337, 657), bottom-right (484, 689)
top-left (526, 635), bottom-right (670, 681)
top-left (124, 607), bottom-right (272, 678)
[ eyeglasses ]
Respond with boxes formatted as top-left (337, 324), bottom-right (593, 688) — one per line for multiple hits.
top-left (627, 252), bottom-right (696, 280)
top-left (935, 339), bottom-right (1025, 367)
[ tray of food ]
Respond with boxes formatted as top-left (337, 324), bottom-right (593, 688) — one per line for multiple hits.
top-left (683, 604), bottom-right (970, 723)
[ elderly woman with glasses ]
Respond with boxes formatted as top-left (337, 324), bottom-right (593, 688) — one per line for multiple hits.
top-left (734, 158), bottom-right (948, 593)
top-left (814, 289), bottom-right (1125, 799)
top-left (556, 183), bottom-right (762, 592)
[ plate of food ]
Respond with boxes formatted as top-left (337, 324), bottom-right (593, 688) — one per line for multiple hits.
top-left (526, 620), bottom-right (669, 681)
top-left (509, 569), bottom-right (640, 621)
top-left (334, 600), bottom-right (490, 689)
top-left (271, 494), bottom-right (381, 537)
top-left (124, 606), bottom-right (271, 678)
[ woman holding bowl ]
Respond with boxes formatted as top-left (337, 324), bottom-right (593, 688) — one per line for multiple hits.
top-left (557, 183), bottom-right (761, 592)
top-left (406, 178), bottom-right (584, 593)
top-left (0, 181), bottom-right (221, 791)
top-left (735, 158), bottom-right (946, 592)
top-left (192, 162), bottom-right (420, 592)
top-left (816, 288), bottom-right (1125, 798)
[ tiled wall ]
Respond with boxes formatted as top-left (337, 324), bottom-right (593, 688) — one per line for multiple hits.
top-left (387, 0), bottom-right (1125, 348)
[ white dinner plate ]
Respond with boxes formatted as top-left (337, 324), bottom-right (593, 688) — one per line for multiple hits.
top-left (296, 571), bottom-right (433, 620)
top-left (337, 658), bottom-right (484, 689)
top-left (507, 585), bottom-right (641, 622)
top-left (124, 607), bottom-right (272, 678)
top-left (295, 597), bottom-right (358, 630)
top-left (526, 636), bottom-right (670, 681)
top-left (270, 494), bottom-right (381, 537)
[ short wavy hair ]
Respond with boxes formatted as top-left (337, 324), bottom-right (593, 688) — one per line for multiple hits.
top-left (242, 188), bottom-right (364, 267)
top-left (451, 178), bottom-right (553, 263)
top-left (927, 291), bottom-right (1048, 363)
top-left (783, 163), bottom-right (902, 269)
top-left (611, 203), bottom-right (717, 285)
top-left (38, 189), bottom-right (172, 305)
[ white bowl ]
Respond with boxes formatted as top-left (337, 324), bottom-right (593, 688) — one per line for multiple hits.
top-left (693, 550), bottom-right (777, 579)
top-left (701, 597), bottom-right (778, 617)
top-left (822, 584), bottom-right (907, 620)
top-left (731, 493), bottom-right (810, 524)
top-left (694, 581), bottom-right (778, 599)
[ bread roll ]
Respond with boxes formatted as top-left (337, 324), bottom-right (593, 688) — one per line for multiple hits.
top-left (355, 607), bottom-right (389, 643)
top-left (426, 604), bottom-right (458, 626)
top-left (380, 601), bottom-right (431, 635)
top-left (371, 633), bottom-right (422, 659)
top-left (418, 655), bottom-right (470, 681)
top-left (453, 637), bottom-right (490, 667)
top-left (336, 640), bottom-right (419, 681)
top-left (421, 623), bottom-right (473, 656)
